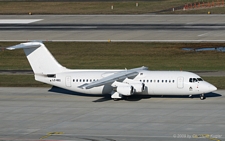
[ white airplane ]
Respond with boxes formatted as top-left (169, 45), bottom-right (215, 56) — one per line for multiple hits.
top-left (7, 42), bottom-right (217, 100)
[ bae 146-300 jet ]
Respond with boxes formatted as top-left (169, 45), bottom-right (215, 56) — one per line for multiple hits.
top-left (7, 42), bottom-right (217, 100)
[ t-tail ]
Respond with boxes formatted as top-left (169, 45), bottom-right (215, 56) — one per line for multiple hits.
top-left (7, 42), bottom-right (68, 84)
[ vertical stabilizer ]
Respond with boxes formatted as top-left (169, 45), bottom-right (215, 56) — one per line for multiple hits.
top-left (7, 42), bottom-right (67, 74)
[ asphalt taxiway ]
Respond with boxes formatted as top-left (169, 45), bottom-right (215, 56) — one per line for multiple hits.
top-left (0, 15), bottom-right (225, 42)
top-left (0, 87), bottom-right (224, 141)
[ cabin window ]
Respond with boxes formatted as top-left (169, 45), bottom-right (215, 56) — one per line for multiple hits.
top-left (165, 80), bottom-right (167, 83)
top-left (76, 79), bottom-right (78, 82)
top-left (162, 80), bottom-right (164, 83)
top-left (80, 79), bottom-right (82, 82)
top-left (169, 80), bottom-right (171, 83)
top-left (90, 79), bottom-right (92, 82)
top-left (150, 80), bottom-right (152, 83)
top-left (73, 79), bottom-right (75, 82)
top-left (157, 80), bottom-right (159, 83)
top-left (143, 80), bottom-right (145, 82)
top-left (147, 80), bottom-right (149, 83)
top-left (172, 80), bottom-right (175, 83)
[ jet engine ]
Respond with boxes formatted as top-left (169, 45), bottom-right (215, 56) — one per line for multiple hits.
top-left (117, 86), bottom-right (134, 96)
top-left (111, 81), bottom-right (134, 96)
top-left (129, 83), bottom-right (145, 93)
top-left (123, 78), bottom-right (145, 93)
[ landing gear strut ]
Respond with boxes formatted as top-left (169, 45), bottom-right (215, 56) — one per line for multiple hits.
top-left (111, 91), bottom-right (122, 101)
top-left (200, 94), bottom-right (206, 100)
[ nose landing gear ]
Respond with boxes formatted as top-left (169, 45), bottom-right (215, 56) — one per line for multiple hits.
top-left (200, 94), bottom-right (206, 100)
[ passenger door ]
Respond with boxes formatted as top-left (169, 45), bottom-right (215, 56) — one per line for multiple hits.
top-left (177, 77), bottom-right (184, 89)
top-left (65, 76), bottom-right (71, 87)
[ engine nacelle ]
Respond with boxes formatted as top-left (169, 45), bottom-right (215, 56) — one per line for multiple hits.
top-left (116, 86), bottom-right (134, 96)
top-left (123, 79), bottom-right (145, 93)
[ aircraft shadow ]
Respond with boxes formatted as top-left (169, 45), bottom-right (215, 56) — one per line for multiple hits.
top-left (121, 92), bottom-right (222, 102)
top-left (48, 86), bottom-right (102, 97)
top-left (48, 86), bottom-right (221, 102)
top-left (48, 86), bottom-right (111, 102)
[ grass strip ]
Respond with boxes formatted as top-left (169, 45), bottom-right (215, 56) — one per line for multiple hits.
top-left (0, 1), bottom-right (224, 14)
top-left (0, 74), bottom-right (49, 87)
top-left (203, 76), bottom-right (225, 89)
top-left (1, 42), bottom-right (225, 71)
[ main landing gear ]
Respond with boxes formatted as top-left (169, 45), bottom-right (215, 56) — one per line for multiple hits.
top-left (189, 95), bottom-right (193, 98)
top-left (113, 98), bottom-right (120, 101)
top-left (111, 91), bottom-right (122, 101)
top-left (200, 94), bottom-right (206, 100)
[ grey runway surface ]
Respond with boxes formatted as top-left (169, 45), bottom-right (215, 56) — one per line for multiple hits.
top-left (1, 15), bottom-right (225, 42)
top-left (0, 87), bottom-right (224, 141)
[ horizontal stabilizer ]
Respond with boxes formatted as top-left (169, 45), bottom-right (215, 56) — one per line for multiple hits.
top-left (7, 42), bottom-right (41, 50)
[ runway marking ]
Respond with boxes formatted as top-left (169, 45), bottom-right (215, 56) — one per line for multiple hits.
top-left (198, 33), bottom-right (209, 37)
top-left (0, 19), bottom-right (42, 24)
top-left (40, 132), bottom-right (64, 140)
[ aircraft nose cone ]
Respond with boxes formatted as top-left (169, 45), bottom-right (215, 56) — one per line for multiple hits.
top-left (209, 85), bottom-right (217, 92)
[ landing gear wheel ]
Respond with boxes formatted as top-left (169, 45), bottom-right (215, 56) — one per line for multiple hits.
top-left (123, 96), bottom-right (129, 100)
top-left (113, 98), bottom-right (119, 101)
top-left (200, 94), bottom-right (205, 100)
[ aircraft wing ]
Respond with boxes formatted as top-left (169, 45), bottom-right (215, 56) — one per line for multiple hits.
top-left (79, 66), bottom-right (148, 89)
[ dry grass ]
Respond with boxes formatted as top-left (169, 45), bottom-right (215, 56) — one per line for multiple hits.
top-left (202, 76), bottom-right (225, 89)
top-left (0, 1), bottom-right (222, 15)
top-left (0, 42), bottom-right (225, 71)
top-left (0, 74), bottom-right (48, 87)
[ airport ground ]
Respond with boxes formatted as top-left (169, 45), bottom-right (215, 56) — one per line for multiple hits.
top-left (0, 87), bottom-right (224, 141)
top-left (0, 13), bottom-right (225, 141)
top-left (1, 15), bottom-right (225, 42)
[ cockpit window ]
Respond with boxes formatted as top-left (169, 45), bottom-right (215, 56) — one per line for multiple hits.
top-left (193, 78), bottom-right (198, 82)
top-left (189, 77), bottom-right (204, 83)
top-left (197, 78), bottom-right (203, 81)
